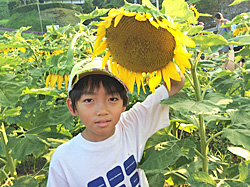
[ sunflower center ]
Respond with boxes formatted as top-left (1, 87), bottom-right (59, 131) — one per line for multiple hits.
top-left (106, 16), bottom-right (176, 72)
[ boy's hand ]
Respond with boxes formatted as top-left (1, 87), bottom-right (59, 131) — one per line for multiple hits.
top-left (164, 72), bottom-right (185, 97)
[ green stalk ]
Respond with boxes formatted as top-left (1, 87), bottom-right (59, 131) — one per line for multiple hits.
top-left (172, 121), bottom-right (178, 138)
top-left (0, 122), bottom-right (17, 179)
top-left (190, 52), bottom-right (209, 173)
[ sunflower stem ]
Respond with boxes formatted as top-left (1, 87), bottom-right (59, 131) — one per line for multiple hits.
top-left (0, 122), bottom-right (17, 179)
top-left (190, 54), bottom-right (208, 174)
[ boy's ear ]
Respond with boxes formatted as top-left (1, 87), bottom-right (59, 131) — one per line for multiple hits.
top-left (122, 106), bottom-right (126, 112)
top-left (66, 98), bottom-right (78, 116)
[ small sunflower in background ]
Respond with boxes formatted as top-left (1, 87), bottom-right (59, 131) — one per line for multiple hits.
top-left (45, 71), bottom-right (71, 90)
top-left (189, 4), bottom-right (199, 20)
top-left (233, 22), bottom-right (250, 36)
top-left (92, 0), bottom-right (195, 94)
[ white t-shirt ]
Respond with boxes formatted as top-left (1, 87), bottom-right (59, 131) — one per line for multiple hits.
top-left (47, 85), bottom-right (170, 187)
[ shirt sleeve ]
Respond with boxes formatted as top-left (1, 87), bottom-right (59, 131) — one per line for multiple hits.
top-left (120, 85), bottom-right (170, 149)
top-left (47, 150), bottom-right (69, 187)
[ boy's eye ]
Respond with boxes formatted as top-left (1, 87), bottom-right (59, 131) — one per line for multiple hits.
top-left (109, 97), bottom-right (119, 101)
top-left (83, 99), bottom-right (93, 103)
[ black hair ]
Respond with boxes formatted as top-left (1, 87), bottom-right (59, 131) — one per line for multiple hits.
top-left (214, 12), bottom-right (223, 19)
top-left (69, 74), bottom-right (128, 112)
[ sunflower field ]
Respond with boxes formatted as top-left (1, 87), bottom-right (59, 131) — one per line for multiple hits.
top-left (1, 0), bottom-right (250, 186)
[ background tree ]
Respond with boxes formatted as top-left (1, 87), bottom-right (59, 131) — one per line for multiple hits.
top-left (82, 0), bottom-right (95, 14)
top-left (0, 0), bottom-right (10, 20)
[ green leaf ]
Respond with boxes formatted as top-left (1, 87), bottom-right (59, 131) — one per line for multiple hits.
top-left (228, 147), bottom-right (250, 160)
top-left (7, 134), bottom-right (47, 160)
top-left (161, 92), bottom-right (230, 115)
top-left (228, 110), bottom-right (250, 125)
top-left (147, 173), bottom-right (165, 187)
top-left (222, 180), bottom-right (249, 187)
top-left (22, 87), bottom-right (61, 97)
top-left (139, 136), bottom-right (196, 170)
top-left (76, 7), bottom-right (109, 22)
top-left (162, 0), bottom-right (196, 23)
top-left (0, 74), bottom-right (26, 107)
top-left (229, 0), bottom-right (250, 6)
top-left (223, 129), bottom-right (250, 151)
top-left (0, 56), bottom-right (22, 67)
top-left (13, 176), bottom-right (37, 187)
top-left (187, 172), bottom-right (216, 186)
top-left (192, 34), bottom-right (228, 51)
top-left (0, 107), bottom-right (22, 120)
top-left (0, 42), bottom-right (28, 50)
top-left (228, 35), bottom-right (250, 46)
top-left (187, 25), bottom-right (204, 35)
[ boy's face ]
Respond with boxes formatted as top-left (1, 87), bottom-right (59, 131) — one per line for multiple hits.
top-left (67, 82), bottom-right (126, 142)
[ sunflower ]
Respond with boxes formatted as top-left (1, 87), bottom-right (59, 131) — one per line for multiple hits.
top-left (233, 22), bottom-right (250, 36)
top-left (92, 2), bottom-right (195, 94)
top-left (189, 6), bottom-right (199, 20)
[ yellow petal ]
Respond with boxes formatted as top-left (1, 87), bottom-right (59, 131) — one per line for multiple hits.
top-left (148, 71), bottom-right (162, 94)
top-left (103, 18), bottom-right (113, 29)
top-left (124, 11), bottom-right (136, 17)
top-left (117, 64), bottom-right (125, 81)
top-left (165, 61), bottom-right (181, 81)
top-left (110, 59), bottom-right (118, 76)
top-left (94, 33), bottom-right (105, 50)
top-left (126, 70), bottom-right (135, 93)
top-left (162, 68), bottom-right (171, 91)
top-left (114, 14), bottom-right (123, 27)
top-left (157, 19), bottom-right (168, 29)
top-left (97, 25), bottom-right (106, 35)
top-left (174, 45), bottom-right (191, 69)
top-left (135, 72), bottom-right (142, 94)
top-left (150, 19), bottom-right (159, 29)
top-left (102, 50), bottom-right (111, 68)
top-left (93, 40), bottom-right (107, 59)
top-left (135, 13), bottom-right (147, 21)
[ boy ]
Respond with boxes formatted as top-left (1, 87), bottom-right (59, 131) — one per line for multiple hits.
top-left (47, 57), bottom-right (185, 186)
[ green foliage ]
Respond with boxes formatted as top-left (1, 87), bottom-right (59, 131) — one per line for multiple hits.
top-left (10, 2), bottom-right (82, 15)
top-left (6, 8), bottom-right (81, 31)
top-left (0, 1), bottom-right (10, 20)
top-left (0, 4), bottom-right (250, 187)
top-left (7, 0), bottom-right (36, 12)
top-left (82, 0), bottom-right (95, 13)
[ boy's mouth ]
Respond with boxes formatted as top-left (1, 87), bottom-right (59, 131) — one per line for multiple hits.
top-left (95, 120), bottom-right (111, 127)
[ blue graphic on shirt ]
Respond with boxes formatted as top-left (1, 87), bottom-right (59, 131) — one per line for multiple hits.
top-left (87, 176), bottom-right (106, 187)
top-left (123, 155), bottom-right (137, 176)
top-left (130, 172), bottom-right (139, 187)
top-left (87, 155), bottom-right (139, 186)
top-left (107, 166), bottom-right (124, 186)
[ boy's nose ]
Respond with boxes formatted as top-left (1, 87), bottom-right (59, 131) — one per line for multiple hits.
top-left (96, 102), bottom-right (108, 116)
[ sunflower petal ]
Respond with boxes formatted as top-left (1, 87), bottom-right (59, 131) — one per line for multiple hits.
top-left (174, 45), bottom-right (191, 69)
top-left (166, 61), bottom-right (181, 81)
top-left (104, 18), bottom-right (113, 29)
top-left (150, 19), bottom-right (159, 29)
top-left (135, 72), bottom-right (142, 94)
top-left (124, 11), bottom-right (136, 17)
top-left (162, 68), bottom-right (171, 91)
top-left (93, 40), bottom-right (107, 58)
top-left (148, 71), bottom-right (161, 94)
top-left (102, 51), bottom-right (111, 68)
top-left (126, 71), bottom-right (135, 93)
top-left (110, 59), bottom-right (118, 76)
top-left (114, 14), bottom-right (123, 27)
top-left (94, 33), bottom-right (105, 50)
top-left (135, 13), bottom-right (147, 21)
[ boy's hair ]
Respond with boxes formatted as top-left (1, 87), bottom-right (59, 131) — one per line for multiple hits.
top-left (69, 74), bottom-right (128, 112)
